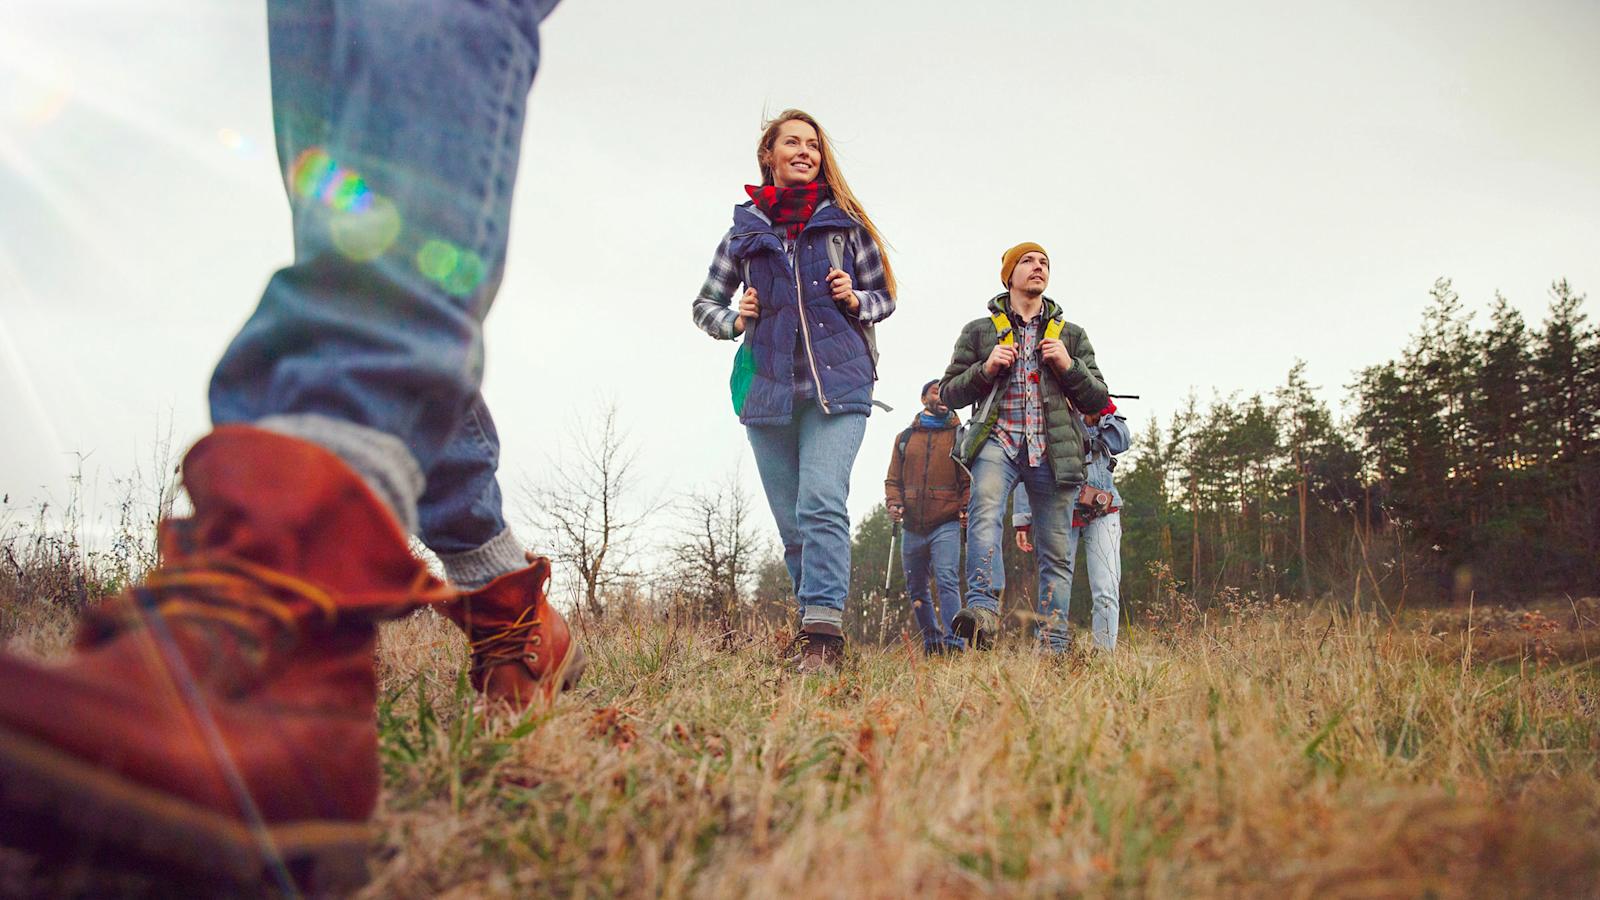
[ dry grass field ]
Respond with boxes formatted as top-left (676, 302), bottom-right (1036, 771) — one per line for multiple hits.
top-left (3, 587), bottom-right (1598, 897)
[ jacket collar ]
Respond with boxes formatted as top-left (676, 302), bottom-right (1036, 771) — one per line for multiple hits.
top-left (986, 291), bottom-right (1063, 324)
top-left (910, 409), bottom-right (960, 430)
top-left (733, 197), bottom-right (854, 235)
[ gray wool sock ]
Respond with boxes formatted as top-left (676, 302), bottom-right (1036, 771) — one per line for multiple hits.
top-left (436, 527), bottom-right (527, 590)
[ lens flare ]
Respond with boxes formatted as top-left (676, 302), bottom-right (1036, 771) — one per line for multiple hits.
top-left (416, 239), bottom-right (459, 281)
top-left (414, 239), bottom-right (486, 297)
top-left (324, 170), bottom-right (371, 213)
top-left (216, 127), bottom-right (259, 158)
top-left (330, 195), bottom-right (401, 262)
top-left (442, 250), bottom-right (486, 297)
top-left (282, 146), bottom-right (484, 285)
top-left (288, 147), bottom-right (335, 201)
top-left (5, 63), bottom-right (77, 130)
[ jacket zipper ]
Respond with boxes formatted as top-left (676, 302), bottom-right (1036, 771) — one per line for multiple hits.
top-left (792, 233), bottom-right (831, 413)
top-left (918, 428), bottom-right (931, 532)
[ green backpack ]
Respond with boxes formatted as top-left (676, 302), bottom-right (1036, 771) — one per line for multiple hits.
top-left (729, 257), bottom-right (759, 415)
top-left (729, 341), bottom-right (757, 415)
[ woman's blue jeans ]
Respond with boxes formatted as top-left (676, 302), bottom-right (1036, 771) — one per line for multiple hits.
top-left (207, 0), bottom-right (559, 584)
top-left (746, 403), bottom-right (867, 632)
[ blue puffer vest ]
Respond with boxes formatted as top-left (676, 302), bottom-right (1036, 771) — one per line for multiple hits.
top-left (728, 200), bottom-right (877, 425)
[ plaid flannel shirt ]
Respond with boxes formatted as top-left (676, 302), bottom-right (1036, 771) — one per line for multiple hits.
top-left (993, 312), bottom-right (1048, 467)
top-left (691, 202), bottom-right (895, 341)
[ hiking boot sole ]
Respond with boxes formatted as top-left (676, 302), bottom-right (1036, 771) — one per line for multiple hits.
top-left (0, 725), bottom-right (371, 894)
top-left (951, 613), bottom-right (995, 651)
top-left (952, 616), bottom-right (975, 646)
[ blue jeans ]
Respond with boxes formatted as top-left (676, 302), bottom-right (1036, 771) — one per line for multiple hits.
top-left (208, 0), bottom-right (558, 584)
top-left (964, 439), bottom-right (1074, 646)
top-left (1059, 512), bottom-right (1122, 650)
top-left (902, 519), bottom-right (964, 650)
top-left (746, 403), bottom-right (867, 630)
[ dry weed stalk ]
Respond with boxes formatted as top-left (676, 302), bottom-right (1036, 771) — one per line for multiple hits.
top-left (346, 601), bottom-right (1599, 898)
top-left (4, 514), bottom-right (1597, 895)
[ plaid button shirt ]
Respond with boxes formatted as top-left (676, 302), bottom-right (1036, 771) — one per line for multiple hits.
top-left (993, 312), bottom-right (1048, 467)
top-left (691, 202), bottom-right (895, 341)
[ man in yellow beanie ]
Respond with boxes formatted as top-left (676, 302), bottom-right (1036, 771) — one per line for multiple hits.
top-left (999, 241), bottom-right (1048, 292)
top-left (937, 242), bottom-right (1110, 650)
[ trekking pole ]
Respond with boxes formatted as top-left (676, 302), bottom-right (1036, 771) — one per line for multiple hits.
top-left (1108, 394), bottom-right (1140, 400)
top-left (885, 521), bottom-right (900, 593)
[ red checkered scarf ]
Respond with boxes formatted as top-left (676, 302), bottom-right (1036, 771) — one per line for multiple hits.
top-left (745, 182), bottom-right (829, 239)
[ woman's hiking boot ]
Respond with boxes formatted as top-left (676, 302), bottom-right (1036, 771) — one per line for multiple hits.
top-left (952, 605), bottom-right (1000, 651)
top-left (439, 555), bottom-right (586, 707)
top-left (0, 426), bottom-right (453, 894)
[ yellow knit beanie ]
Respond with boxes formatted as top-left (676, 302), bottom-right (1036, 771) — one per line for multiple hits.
top-left (1000, 242), bottom-right (1048, 288)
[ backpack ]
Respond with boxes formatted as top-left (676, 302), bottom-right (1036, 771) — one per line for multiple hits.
top-left (895, 425), bottom-right (915, 461)
top-left (952, 309), bottom-right (1067, 466)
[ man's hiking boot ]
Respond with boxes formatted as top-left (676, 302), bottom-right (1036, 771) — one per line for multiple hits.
top-left (797, 629), bottom-right (845, 674)
top-left (952, 605), bottom-right (1000, 651)
top-left (440, 554), bottom-right (586, 707)
top-left (0, 426), bottom-right (452, 894)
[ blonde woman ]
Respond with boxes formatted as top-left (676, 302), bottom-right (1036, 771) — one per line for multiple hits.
top-left (692, 110), bottom-right (896, 672)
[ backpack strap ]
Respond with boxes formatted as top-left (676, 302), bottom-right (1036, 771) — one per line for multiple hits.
top-left (990, 311), bottom-right (1014, 345)
top-left (828, 229), bottom-right (886, 388)
top-left (895, 425), bottom-right (917, 490)
top-left (1045, 315), bottom-right (1077, 413)
top-left (991, 310), bottom-right (1060, 344)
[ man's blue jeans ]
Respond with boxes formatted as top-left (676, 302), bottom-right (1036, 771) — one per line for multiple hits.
top-left (208, 0), bottom-right (559, 586)
top-left (964, 439), bottom-right (1074, 646)
top-left (1058, 512), bottom-right (1123, 650)
top-left (902, 519), bottom-right (964, 651)
top-left (746, 403), bottom-right (867, 631)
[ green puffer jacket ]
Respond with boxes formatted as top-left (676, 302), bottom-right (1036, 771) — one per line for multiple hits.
top-left (939, 293), bottom-right (1111, 488)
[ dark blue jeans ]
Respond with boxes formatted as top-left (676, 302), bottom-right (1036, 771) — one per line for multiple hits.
top-left (902, 519), bottom-right (964, 651)
top-left (209, 0), bottom-right (559, 584)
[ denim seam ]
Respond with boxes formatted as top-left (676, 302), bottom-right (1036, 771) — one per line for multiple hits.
top-left (472, 19), bottom-right (533, 269)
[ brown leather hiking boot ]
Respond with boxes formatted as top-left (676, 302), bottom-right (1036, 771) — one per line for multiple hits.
top-left (0, 426), bottom-right (453, 893)
top-left (439, 554), bottom-right (586, 707)
top-left (797, 630), bottom-right (845, 675)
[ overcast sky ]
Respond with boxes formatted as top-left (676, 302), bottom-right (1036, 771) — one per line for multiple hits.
top-left (4, 0), bottom-right (1598, 559)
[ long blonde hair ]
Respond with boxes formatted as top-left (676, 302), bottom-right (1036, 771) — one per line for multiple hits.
top-left (756, 109), bottom-right (897, 297)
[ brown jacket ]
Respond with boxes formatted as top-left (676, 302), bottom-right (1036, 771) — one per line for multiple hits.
top-left (884, 412), bottom-right (970, 533)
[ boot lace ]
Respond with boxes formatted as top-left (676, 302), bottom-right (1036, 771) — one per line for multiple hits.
top-left (469, 604), bottom-right (545, 672)
top-left (115, 553), bottom-right (451, 637)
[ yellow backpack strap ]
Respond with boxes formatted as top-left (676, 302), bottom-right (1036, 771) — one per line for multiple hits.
top-left (990, 311), bottom-right (1014, 345)
top-left (1043, 316), bottom-right (1064, 342)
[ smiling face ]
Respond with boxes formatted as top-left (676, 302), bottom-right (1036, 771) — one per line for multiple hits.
top-left (1009, 251), bottom-right (1050, 296)
top-left (762, 119), bottom-right (822, 188)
